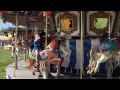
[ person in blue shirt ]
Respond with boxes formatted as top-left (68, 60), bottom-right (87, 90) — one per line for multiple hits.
top-left (34, 33), bottom-right (41, 66)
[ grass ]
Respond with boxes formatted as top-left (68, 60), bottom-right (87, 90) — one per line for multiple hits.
top-left (0, 49), bottom-right (14, 79)
top-left (0, 49), bottom-right (25, 79)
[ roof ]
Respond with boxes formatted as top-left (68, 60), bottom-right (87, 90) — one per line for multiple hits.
top-left (1, 11), bottom-right (45, 30)
top-left (0, 37), bottom-right (11, 41)
top-left (0, 11), bottom-right (42, 17)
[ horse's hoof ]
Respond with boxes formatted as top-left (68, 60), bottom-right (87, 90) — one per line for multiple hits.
top-left (48, 73), bottom-right (54, 78)
top-left (87, 70), bottom-right (90, 74)
top-left (32, 72), bottom-right (35, 75)
top-left (38, 75), bottom-right (43, 77)
top-left (89, 70), bottom-right (94, 75)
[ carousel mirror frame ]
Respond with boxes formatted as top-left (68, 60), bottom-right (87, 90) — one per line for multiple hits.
top-left (89, 11), bottom-right (112, 35)
top-left (86, 11), bottom-right (116, 36)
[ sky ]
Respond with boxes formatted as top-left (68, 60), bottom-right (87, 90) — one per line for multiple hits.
top-left (0, 19), bottom-right (15, 39)
top-left (0, 19), bottom-right (15, 32)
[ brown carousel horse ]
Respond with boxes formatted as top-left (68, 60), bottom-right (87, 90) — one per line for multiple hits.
top-left (27, 37), bottom-right (68, 78)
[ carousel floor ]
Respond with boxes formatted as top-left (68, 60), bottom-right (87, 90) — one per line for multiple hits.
top-left (6, 60), bottom-right (80, 79)
top-left (5, 60), bottom-right (120, 79)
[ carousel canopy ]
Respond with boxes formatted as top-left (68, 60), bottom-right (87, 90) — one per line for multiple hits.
top-left (0, 11), bottom-right (44, 30)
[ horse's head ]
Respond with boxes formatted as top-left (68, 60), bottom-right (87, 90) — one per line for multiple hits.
top-left (45, 39), bottom-right (58, 52)
top-left (59, 37), bottom-right (69, 57)
top-left (60, 37), bottom-right (67, 46)
top-left (49, 39), bottom-right (58, 50)
top-left (98, 38), bottom-right (116, 55)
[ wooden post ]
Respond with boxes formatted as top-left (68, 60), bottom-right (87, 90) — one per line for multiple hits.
top-left (59, 12), bottom-right (61, 40)
top-left (32, 28), bottom-right (34, 36)
top-left (45, 12), bottom-right (48, 46)
top-left (57, 12), bottom-right (61, 76)
top-left (24, 29), bottom-right (27, 62)
top-left (24, 48), bottom-right (26, 62)
top-left (15, 12), bottom-right (18, 69)
top-left (80, 11), bottom-right (83, 79)
top-left (34, 18), bottom-right (37, 34)
top-left (26, 27), bottom-right (28, 39)
top-left (24, 17), bottom-right (28, 62)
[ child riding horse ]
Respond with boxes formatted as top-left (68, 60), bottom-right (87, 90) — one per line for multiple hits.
top-left (27, 37), bottom-right (62, 75)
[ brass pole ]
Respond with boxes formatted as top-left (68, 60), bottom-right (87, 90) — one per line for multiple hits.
top-left (15, 12), bottom-right (19, 69)
top-left (80, 11), bottom-right (83, 79)
top-left (108, 11), bottom-right (111, 38)
top-left (45, 12), bottom-right (48, 46)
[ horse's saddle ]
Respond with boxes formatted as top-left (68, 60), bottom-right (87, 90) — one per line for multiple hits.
top-left (40, 50), bottom-right (48, 59)
top-left (99, 43), bottom-right (112, 51)
top-left (45, 45), bottom-right (53, 51)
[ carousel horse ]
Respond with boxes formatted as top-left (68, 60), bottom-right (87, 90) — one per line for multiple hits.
top-left (27, 36), bottom-right (69, 78)
top-left (11, 38), bottom-right (22, 58)
top-left (87, 38), bottom-right (120, 75)
top-left (111, 39), bottom-right (120, 69)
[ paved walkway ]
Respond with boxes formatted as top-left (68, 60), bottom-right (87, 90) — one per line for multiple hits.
top-left (6, 60), bottom-right (80, 79)
top-left (6, 60), bottom-right (40, 79)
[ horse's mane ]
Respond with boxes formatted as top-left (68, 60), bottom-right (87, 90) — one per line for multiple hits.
top-left (48, 37), bottom-right (58, 50)
top-left (87, 46), bottom-right (100, 73)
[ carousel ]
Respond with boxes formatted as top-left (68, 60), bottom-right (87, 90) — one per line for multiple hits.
top-left (2, 11), bottom-right (120, 79)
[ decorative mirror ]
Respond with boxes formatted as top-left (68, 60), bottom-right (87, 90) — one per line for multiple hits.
top-left (57, 12), bottom-right (77, 35)
top-left (94, 18), bottom-right (108, 29)
top-left (86, 11), bottom-right (115, 36)
top-left (89, 11), bottom-right (112, 35)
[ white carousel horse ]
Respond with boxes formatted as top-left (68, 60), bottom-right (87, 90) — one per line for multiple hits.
top-left (87, 38), bottom-right (120, 75)
top-left (11, 37), bottom-right (28, 59)
top-left (86, 39), bottom-right (100, 74)
top-left (11, 38), bottom-right (22, 58)
top-left (111, 40), bottom-right (120, 69)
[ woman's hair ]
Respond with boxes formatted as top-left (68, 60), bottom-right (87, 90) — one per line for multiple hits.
top-left (29, 43), bottom-right (34, 50)
top-left (35, 33), bottom-right (40, 37)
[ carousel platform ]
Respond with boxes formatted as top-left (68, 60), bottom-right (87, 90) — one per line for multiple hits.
top-left (5, 60), bottom-right (80, 79)
top-left (6, 60), bottom-right (120, 79)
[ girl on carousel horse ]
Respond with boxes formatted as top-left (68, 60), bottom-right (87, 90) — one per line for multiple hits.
top-left (27, 35), bottom-right (62, 75)
top-left (34, 33), bottom-right (42, 66)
